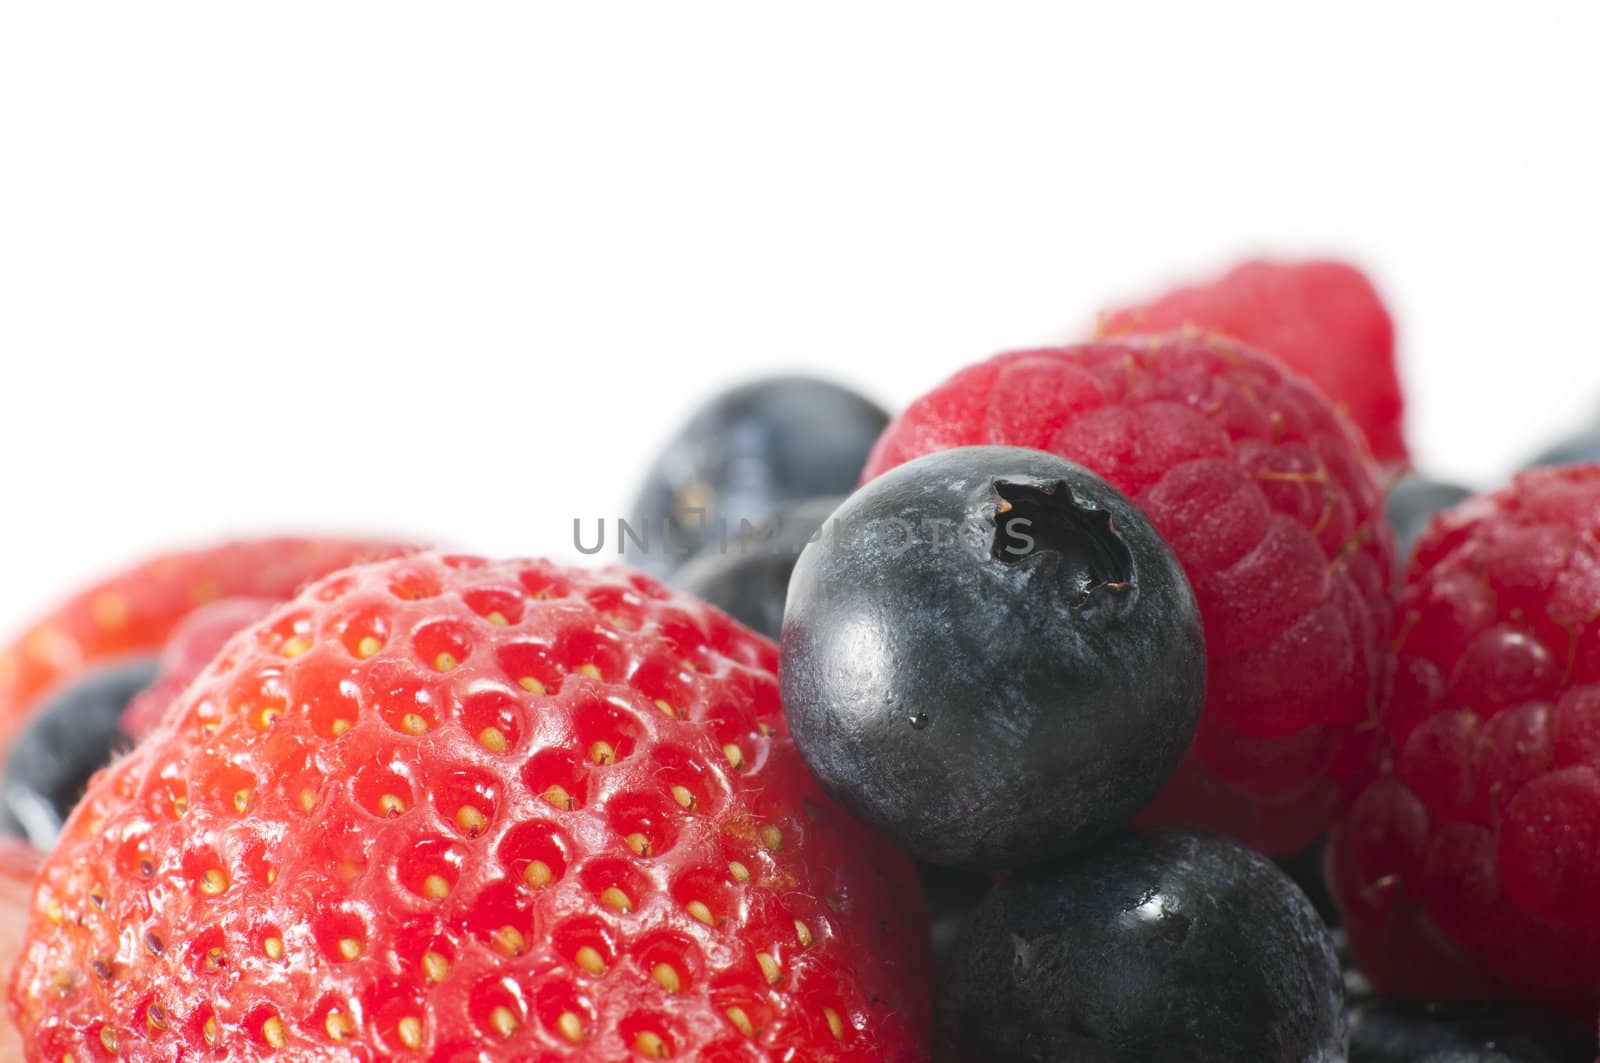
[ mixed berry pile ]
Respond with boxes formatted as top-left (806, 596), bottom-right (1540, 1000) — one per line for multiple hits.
top-left (2, 259), bottom-right (1597, 1061)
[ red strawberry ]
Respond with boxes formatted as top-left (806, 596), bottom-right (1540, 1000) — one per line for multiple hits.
top-left (862, 335), bottom-right (1397, 854)
top-left (1098, 258), bottom-right (1408, 464)
top-left (0, 538), bottom-right (414, 755)
top-left (9, 554), bottom-right (929, 1061)
top-left (0, 839), bottom-right (37, 1063)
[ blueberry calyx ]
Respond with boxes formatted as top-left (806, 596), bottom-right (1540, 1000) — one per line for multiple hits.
top-left (989, 477), bottom-right (1136, 616)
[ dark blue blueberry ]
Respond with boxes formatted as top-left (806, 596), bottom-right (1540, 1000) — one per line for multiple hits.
top-left (779, 446), bottom-right (1205, 869)
top-left (937, 831), bottom-right (1345, 1063)
top-left (627, 376), bottom-right (888, 576)
top-left (1348, 999), bottom-right (1592, 1063)
top-left (1526, 428), bottom-right (1600, 471)
top-left (1, 657), bottom-right (156, 849)
top-left (1386, 473), bottom-right (1471, 561)
top-left (1337, 929), bottom-right (1374, 1003)
top-left (1276, 834), bottom-right (1340, 929)
top-left (672, 496), bottom-right (842, 640)
top-left (917, 862), bottom-right (993, 975)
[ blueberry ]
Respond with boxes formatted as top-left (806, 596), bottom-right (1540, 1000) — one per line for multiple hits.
top-left (780, 445), bottom-right (1205, 869)
top-left (627, 376), bottom-right (888, 575)
top-left (1526, 427), bottom-right (1600, 470)
top-left (937, 831), bottom-right (1345, 1063)
top-left (1276, 835), bottom-right (1340, 928)
top-left (1386, 473), bottom-right (1471, 561)
top-left (917, 862), bottom-right (993, 975)
top-left (673, 496), bottom-right (842, 639)
top-left (1337, 929), bottom-right (1374, 1004)
top-left (1348, 999), bottom-right (1592, 1063)
top-left (1, 657), bottom-right (156, 849)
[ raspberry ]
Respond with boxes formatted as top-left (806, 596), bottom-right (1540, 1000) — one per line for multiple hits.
top-left (9, 554), bottom-right (929, 1060)
top-left (862, 336), bottom-right (1396, 853)
top-left (119, 598), bottom-right (280, 742)
top-left (1331, 465), bottom-right (1600, 1019)
top-left (0, 538), bottom-right (413, 756)
top-left (1099, 259), bottom-right (1408, 464)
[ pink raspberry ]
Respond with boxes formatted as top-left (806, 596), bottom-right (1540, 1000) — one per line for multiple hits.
top-left (1099, 258), bottom-right (1407, 464)
top-left (120, 597), bottom-right (280, 741)
top-left (1332, 464), bottom-right (1600, 1019)
top-left (863, 334), bottom-right (1396, 854)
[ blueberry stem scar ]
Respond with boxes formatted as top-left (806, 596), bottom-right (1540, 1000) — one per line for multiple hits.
top-left (990, 478), bottom-right (1137, 611)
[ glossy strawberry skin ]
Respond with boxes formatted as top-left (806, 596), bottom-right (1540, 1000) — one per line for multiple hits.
top-left (0, 838), bottom-right (37, 1063)
top-left (9, 555), bottom-right (929, 1061)
top-left (0, 538), bottom-right (414, 756)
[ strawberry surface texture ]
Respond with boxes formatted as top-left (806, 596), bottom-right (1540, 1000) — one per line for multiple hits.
top-left (9, 554), bottom-right (929, 1061)
top-left (0, 538), bottom-right (414, 757)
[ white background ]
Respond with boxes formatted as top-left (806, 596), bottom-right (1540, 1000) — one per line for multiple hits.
top-left (1, 3), bottom-right (1597, 636)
